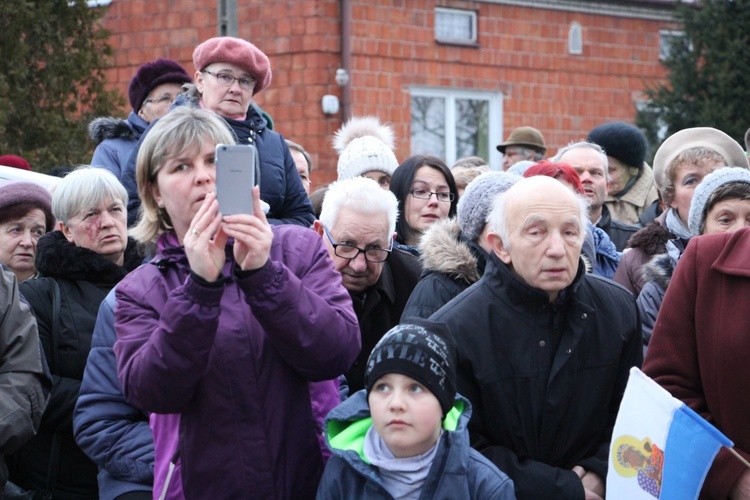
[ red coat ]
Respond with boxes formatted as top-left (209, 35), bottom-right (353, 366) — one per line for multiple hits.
top-left (643, 227), bottom-right (750, 500)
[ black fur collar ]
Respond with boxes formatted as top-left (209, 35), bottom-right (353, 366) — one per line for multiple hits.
top-left (35, 230), bottom-right (142, 284)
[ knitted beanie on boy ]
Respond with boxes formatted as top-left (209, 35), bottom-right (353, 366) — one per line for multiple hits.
top-left (334, 116), bottom-right (398, 181)
top-left (365, 323), bottom-right (456, 416)
top-left (688, 166), bottom-right (750, 235)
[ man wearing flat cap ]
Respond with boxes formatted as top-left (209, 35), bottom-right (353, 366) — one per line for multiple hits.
top-left (497, 126), bottom-right (547, 171)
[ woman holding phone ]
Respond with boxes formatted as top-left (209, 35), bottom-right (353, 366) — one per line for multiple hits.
top-left (114, 107), bottom-right (359, 498)
top-left (122, 36), bottom-right (314, 228)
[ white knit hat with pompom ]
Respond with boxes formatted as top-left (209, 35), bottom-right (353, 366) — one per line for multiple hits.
top-left (334, 116), bottom-right (398, 180)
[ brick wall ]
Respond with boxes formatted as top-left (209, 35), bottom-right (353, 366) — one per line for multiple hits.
top-left (98, 0), bottom-right (672, 186)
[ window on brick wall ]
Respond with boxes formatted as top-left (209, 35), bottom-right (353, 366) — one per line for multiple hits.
top-left (569, 22), bottom-right (582, 55)
top-left (659, 30), bottom-right (687, 60)
top-left (410, 88), bottom-right (502, 168)
top-left (435, 7), bottom-right (477, 45)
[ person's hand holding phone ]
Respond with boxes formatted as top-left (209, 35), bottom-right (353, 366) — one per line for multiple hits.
top-left (222, 186), bottom-right (273, 272)
top-left (185, 192), bottom-right (228, 282)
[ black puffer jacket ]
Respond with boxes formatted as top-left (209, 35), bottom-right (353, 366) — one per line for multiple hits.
top-left (401, 218), bottom-right (488, 321)
top-left (9, 231), bottom-right (142, 499)
top-left (431, 253), bottom-right (642, 499)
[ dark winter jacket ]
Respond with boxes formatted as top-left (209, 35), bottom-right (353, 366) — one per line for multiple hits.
top-left (636, 238), bottom-right (688, 350)
top-left (0, 265), bottom-right (51, 492)
top-left (401, 218), bottom-right (487, 322)
top-left (113, 225), bottom-right (360, 499)
top-left (596, 205), bottom-right (639, 252)
top-left (74, 289), bottom-right (153, 500)
top-left (430, 253), bottom-right (642, 500)
top-left (345, 247), bottom-right (422, 393)
top-left (89, 112), bottom-right (148, 182)
top-left (9, 231), bottom-right (142, 499)
top-left (613, 211), bottom-right (673, 297)
top-left (316, 391), bottom-right (516, 500)
top-left (121, 86), bottom-right (314, 227)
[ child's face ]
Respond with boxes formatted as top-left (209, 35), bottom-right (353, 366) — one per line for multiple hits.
top-left (368, 373), bottom-right (443, 458)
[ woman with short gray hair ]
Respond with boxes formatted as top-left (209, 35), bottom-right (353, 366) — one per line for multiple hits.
top-left (9, 167), bottom-right (142, 498)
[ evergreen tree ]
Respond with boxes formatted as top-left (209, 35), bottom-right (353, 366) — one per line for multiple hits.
top-left (636, 0), bottom-right (750, 154)
top-left (0, 0), bottom-right (123, 172)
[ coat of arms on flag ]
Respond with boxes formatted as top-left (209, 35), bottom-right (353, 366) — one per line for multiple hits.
top-left (607, 367), bottom-right (734, 500)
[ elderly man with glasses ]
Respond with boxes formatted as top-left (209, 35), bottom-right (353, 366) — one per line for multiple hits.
top-left (314, 177), bottom-right (421, 393)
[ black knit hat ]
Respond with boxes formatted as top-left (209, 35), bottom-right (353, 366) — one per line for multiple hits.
top-left (587, 121), bottom-right (648, 171)
top-left (128, 58), bottom-right (192, 112)
top-left (365, 322), bottom-right (457, 416)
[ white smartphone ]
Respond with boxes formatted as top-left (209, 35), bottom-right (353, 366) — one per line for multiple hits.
top-left (215, 144), bottom-right (255, 216)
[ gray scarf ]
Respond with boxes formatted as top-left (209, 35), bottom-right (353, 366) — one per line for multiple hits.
top-left (665, 208), bottom-right (694, 239)
top-left (363, 426), bottom-right (440, 499)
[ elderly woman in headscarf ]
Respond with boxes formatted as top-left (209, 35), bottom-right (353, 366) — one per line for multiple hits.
top-left (0, 180), bottom-right (54, 282)
top-left (8, 168), bottom-right (142, 499)
top-left (613, 127), bottom-right (749, 297)
top-left (121, 37), bottom-right (314, 227)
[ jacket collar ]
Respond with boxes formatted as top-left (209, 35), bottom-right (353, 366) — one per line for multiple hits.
top-left (35, 230), bottom-right (142, 283)
top-left (418, 218), bottom-right (486, 284)
top-left (712, 227), bottom-right (750, 277)
top-left (483, 251), bottom-right (586, 309)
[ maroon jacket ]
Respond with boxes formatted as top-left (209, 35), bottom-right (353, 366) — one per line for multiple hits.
top-left (114, 225), bottom-right (360, 499)
top-left (643, 227), bottom-right (750, 499)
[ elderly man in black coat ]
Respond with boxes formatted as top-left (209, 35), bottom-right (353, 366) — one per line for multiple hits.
top-left (429, 176), bottom-right (642, 500)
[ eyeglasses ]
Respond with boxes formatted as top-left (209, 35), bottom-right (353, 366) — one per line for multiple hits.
top-left (144, 94), bottom-right (176, 106)
top-left (408, 189), bottom-right (454, 203)
top-left (202, 70), bottom-right (255, 91)
top-left (323, 226), bottom-right (392, 263)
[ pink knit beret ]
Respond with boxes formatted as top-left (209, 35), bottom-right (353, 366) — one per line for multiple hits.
top-left (192, 37), bottom-right (272, 95)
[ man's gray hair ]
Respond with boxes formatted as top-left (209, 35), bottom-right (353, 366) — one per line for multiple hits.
top-left (488, 187), bottom-right (589, 249)
top-left (552, 141), bottom-right (610, 180)
top-left (52, 166), bottom-right (128, 224)
top-left (320, 176), bottom-right (398, 235)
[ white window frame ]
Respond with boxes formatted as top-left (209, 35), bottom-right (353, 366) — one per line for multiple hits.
top-left (434, 7), bottom-right (478, 45)
top-left (568, 22), bottom-right (583, 55)
top-left (410, 87), bottom-right (503, 168)
top-left (659, 29), bottom-right (686, 60)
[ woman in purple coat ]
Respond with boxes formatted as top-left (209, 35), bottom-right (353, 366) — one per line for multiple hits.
top-left (112, 107), bottom-right (360, 499)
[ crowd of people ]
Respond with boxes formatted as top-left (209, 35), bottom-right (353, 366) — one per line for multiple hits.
top-left (1, 34), bottom-right (750, 500)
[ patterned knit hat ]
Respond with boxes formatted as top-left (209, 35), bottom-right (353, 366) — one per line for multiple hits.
top-left (688, 167), bottom-right (750, 235)
top-left (365, 322), bottom-right (456, 416)
top-left (458, 171), bottom-right (522, 241)
top-left (334, 116), bottom-right (398, 181)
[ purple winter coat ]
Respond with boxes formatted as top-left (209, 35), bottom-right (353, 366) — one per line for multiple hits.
top-left (113, 225), bottom-right (360, 499)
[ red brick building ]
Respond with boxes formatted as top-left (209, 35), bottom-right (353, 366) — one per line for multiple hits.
top-left (97, 0), bottom-right (679, 185)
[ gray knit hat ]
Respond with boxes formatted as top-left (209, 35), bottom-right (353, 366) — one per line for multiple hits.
top-left (688, 167), bottom-right (750, 235)
top-left (334, 116), bottom-right (398, 181)
top-left (653, 127), bottom-right (749, 189)
top-left (458, 171), bottom-right (522, 241)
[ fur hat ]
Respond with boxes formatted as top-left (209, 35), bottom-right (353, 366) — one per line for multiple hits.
top-left (0, 155), bottom-right (31, 171)
top-left (587, 121), bottom-right (647, 171)
top-left (193, 37), bottom-right (272, 96)
top-left (0, 180), bottom-right (54, 231)
top-left (334, 116), bottom-right (398, 180)
top-left (496, 126), bottom-right (547, 155)
top-left (652, 127), bottom-right (749, 189)
top-left (458, 171), bottom-right (522, 241)
top-left (688, 167), bottom-right (750, 235)
top-left (365, 322), bottom-right (457, 417)
top-left (128, 58), bottom-right (192, 112)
